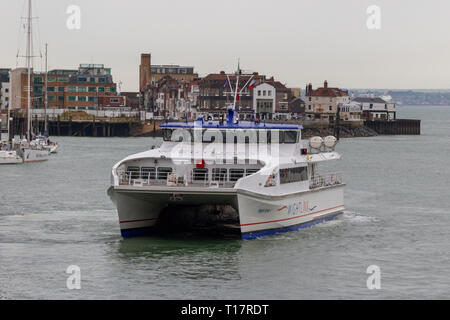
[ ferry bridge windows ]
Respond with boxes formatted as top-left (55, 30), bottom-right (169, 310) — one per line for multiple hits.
top-left (230, 169), bottom-right (245, 182)
top-left (279, 167), bottom-right (308, 184)
top-left (162, 129), bottom-right (173, 142)
top-left (193, 168), bottom-right (208, 181)
top-left (157, 167), bottom-right (173, 180)
top-left (245, 169), bottom-right (259, 176)
top-left (284, 131), bottom-right (298, 144)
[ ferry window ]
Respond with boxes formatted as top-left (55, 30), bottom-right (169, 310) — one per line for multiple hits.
top-left (284, 131), bottom-right (298, 144)
top-left (126, 166), bottom-right (140, 179)
top-left (141, 167), bottom-right (156, 180)
top-left (162, 129), bottom-right (173, 142)
top-left (193, 168), bottom-right (208, 181)
top-left (157, 167), bottom-right (173, 180)
top-left (258, 131), bottom-right (271, 144)
top-left (212, 168), bottom-right (227, 181)
top-left (280, 167), bottom-right (308, 184)
top-left (245, 169), bottom-right (259, 176)
top-left (230, 169), bottom-right (245, 182)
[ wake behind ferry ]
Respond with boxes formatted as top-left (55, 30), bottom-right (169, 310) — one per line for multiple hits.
top-left (108, 72), bottom-right (345, 239)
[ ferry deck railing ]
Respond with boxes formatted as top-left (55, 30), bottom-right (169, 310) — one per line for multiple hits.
top-left (119, 171), bottom-right (237, 189)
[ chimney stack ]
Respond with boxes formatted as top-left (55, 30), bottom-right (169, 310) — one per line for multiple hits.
top-left (140, 53), bottom-right (151, 92)
top-left (324, 80), bottom-right (328, 88)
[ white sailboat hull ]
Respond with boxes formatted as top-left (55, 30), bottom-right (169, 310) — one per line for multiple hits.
top-left (23, 148), bottom-right (49, 162)
top-left (0, 151), bottom-right (23, 164)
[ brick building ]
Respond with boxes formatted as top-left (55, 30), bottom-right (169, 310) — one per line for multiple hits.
top-left (304, 81), bottom-right (350, 122)
top-left (10, 64), bottom-right (121, 111)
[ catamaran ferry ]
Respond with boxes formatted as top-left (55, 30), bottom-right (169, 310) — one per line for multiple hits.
top-left (108, 73), bottom-right (344, 239)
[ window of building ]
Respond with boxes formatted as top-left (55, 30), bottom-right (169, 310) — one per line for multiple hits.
top-left (58, 77), bottom-right (68, 82)
top-left (68, 96), bottom-right (76, 102)
top-left (78, 77), bottom-right (87, 82)
top-left (47, 87), bottom-right (55, 92)
top-left (212, 168), bottom-right (227, 181)
top-left (58, 96), bottom-right (64, 102)
top-left (78, 96), bottom-right (86, 102)
top-left (68, 86), bottom-right (76, 92)
top-left (280, 166), bottom-right (308, 184)
top-left (229, 169), bottom-right (245, 182)
top-left (263, 91), bottom-right (266, 96)
top-left (258, 90), bottom-right (261, 96)
top-left (157, 167), bottom-right (173, 180)
top-left (48, 96), bottom-right (55, 102)
top-left (90, 78), bottom-right (95, 83)
top-left (88, 87), bottom-right (97, 92)
top-left (88, 97), bottom-right (95, 102)
top-left (98, 87), bottom-right (105, 93)
top-left (329, 106), bottom-right (332, 111)
top-left (110, 87), bottom-right (116, 93)
top-left (78, 87), bottom-right (87, 92)
top-left (47, 76), bottom-right (56, 82)
top-left (111, 98), bottom-right (119, 103)
top-left (268, 91), bottom-right (272, 96)
top-left (98, 78), bottom-right (106, 83)
top-left (58, 87), bottom-right (64, 92)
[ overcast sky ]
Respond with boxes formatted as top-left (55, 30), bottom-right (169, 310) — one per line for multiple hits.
top-left (1, 0), bottom-right (449, 91)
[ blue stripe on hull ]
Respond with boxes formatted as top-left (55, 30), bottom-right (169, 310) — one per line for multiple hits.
top-left (121, 226), bottom-right (158, 238)
top-left (241, 211), bottom-right (343, 240)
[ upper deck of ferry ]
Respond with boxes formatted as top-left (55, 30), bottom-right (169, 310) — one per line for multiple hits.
top-left (160, 118), bottom-right (302, 131)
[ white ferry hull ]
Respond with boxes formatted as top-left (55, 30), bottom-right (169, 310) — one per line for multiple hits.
top-left (237, 185), bottom-right (344, 239)
top-left (108, 185), bottom-right (343, 239)
top-left (108, 186), bottom-right (237, 237)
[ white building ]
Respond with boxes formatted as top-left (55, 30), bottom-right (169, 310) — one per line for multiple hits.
top-left (352, 95), bottom-right (396, 121)
top-left (338, 101), bottom-right (362, 121)
top-left (253, 82), bottom-right (276, 119)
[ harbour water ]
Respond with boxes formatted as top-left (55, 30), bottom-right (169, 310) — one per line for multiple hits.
top-left (0, 105), bottom-right (449, 299)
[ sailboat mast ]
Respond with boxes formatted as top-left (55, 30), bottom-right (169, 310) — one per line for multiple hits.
top-left (44, 43), bottom-right (48, 134)
top-left (26, 0), bottom-right (32, 142)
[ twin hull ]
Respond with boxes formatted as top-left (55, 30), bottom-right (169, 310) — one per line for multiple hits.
top-left (108, 185), bottom-right (344, 239)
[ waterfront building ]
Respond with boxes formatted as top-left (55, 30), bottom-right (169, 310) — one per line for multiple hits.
top-left (304, 81), bottom-right (350, 122)
top-left (120, 92), bottom-right (140, 108)
top-left (145, 75), bottom-right (185, 118)
top-left (150, 65), bottom-right (198, 84)
top-left (10, 64), bottom-right (120, 111)
top-left (352, 95), bottom-right (397, 121)
top-left (0, 68), bottom-right (11, 110)
top-left (338, 101), bottom-right (362, 121)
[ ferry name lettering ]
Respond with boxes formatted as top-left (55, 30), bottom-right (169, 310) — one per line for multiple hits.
top-left (287, 201), bottom-right (309, 216)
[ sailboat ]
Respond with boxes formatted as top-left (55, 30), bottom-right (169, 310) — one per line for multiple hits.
top-left (19, 0), bottom-right (49, 162)
top-left (0, 105), bottom-right (23, 164)
top-left (34, 43), bottom-right (58, 154)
